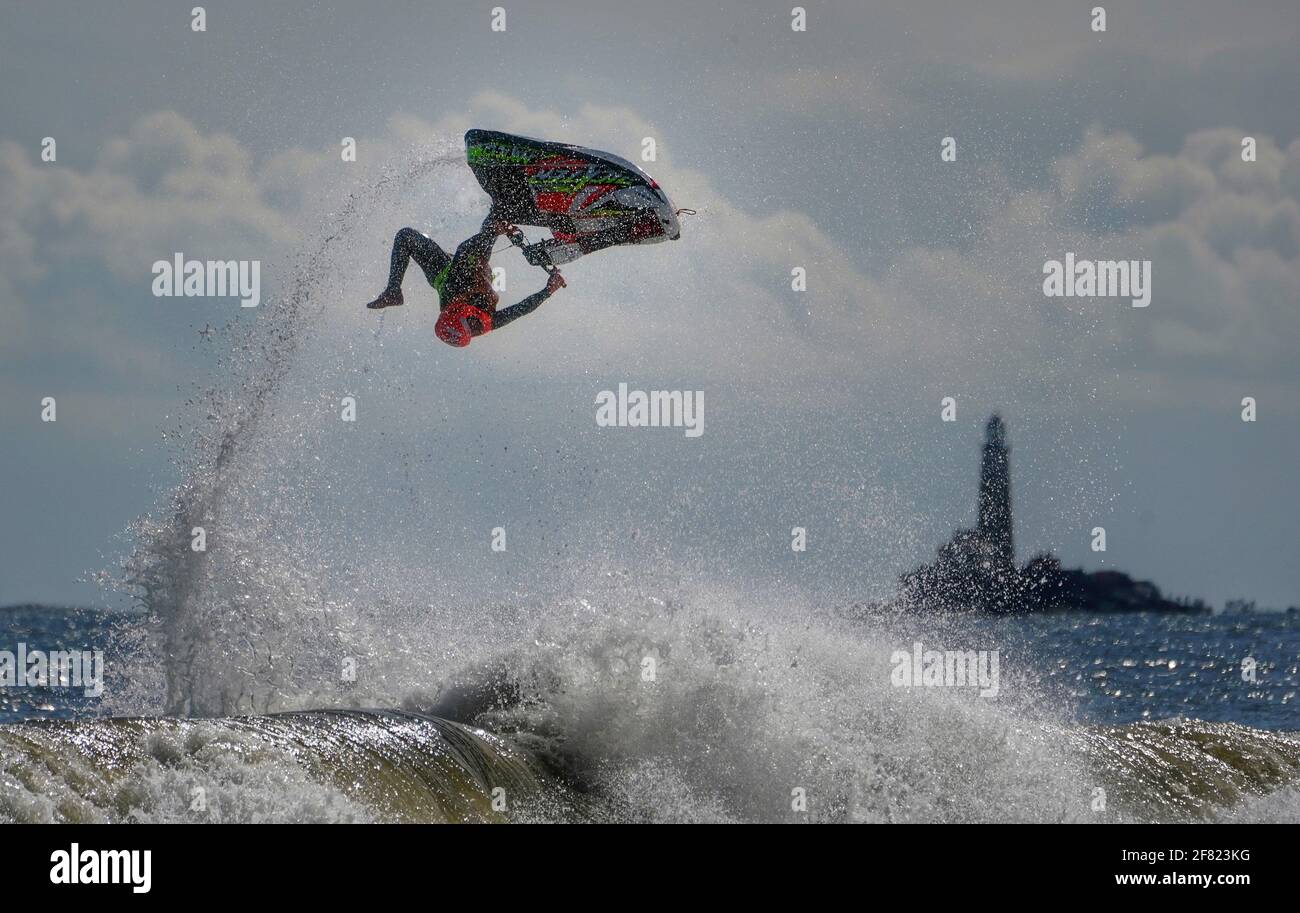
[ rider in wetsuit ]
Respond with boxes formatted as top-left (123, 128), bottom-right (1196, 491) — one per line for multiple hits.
top-left (364, 208), bottom-right (566, 347)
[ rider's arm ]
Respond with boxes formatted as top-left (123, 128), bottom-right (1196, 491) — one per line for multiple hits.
top-left (491, 286), bottom-right (553, 330)
top-left (447, 211), bottom-right (510, 288)
top-left (460, 225), bottom-right (499, 262)
top-left (458, 205), bottom-right (510, 262)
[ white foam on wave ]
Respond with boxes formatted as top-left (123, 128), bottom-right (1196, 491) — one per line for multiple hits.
top-left (411, 585), bottom-right (1095, 823)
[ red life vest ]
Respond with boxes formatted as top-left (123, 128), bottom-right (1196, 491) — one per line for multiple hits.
top-left (435, 299), bottom-right (494, 347)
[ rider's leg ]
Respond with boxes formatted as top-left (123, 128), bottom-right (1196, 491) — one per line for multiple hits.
top-left (367, 228), bottom-right (450, 309)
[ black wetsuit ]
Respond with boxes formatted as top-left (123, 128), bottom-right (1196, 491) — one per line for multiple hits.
top-left (381, 212), bottom-right (551, 330)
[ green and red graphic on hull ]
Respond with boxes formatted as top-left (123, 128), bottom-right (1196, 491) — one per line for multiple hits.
top-left (465, 129), bottom-right (681, 262)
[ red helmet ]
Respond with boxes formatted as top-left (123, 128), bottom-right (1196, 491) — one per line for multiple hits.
top-left (435, 299), bottom-right (493, 347)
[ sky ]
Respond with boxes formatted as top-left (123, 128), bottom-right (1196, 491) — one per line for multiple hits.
top-left (1, 0), bottom-right (1298, 610)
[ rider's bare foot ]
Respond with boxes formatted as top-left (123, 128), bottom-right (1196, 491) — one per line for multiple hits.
top-left (366, 289), bottom-right (403, 310)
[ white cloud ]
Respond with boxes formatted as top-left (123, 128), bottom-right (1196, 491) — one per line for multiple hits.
top-left (869, 126), bottom-right (1300, 410)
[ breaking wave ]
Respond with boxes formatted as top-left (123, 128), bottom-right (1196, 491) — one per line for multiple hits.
top-left (3, 703), bottom-right (1298, 823)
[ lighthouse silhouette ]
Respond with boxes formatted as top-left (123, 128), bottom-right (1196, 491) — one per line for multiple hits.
top-left (892, 413), bottom-right (1198, 615)
top-left (977, 414), bottom-right (1014, 568)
